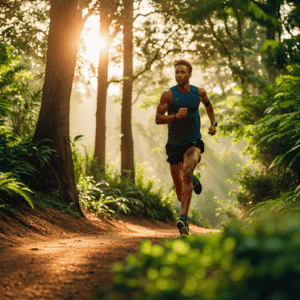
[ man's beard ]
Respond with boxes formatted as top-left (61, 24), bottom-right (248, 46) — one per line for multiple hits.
top-left (177, 78), bottom-right (187, 86)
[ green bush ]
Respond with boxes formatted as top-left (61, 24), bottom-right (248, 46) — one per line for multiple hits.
top-left (0, 172), bottom-right (35, 214)
top-left (248, 185), bottom-right (300, 224)
top-left (77, 169), bottom-right (176, 222)
top-left (72, 136), bottom-right (176, 222)
top-left (229, 166), bottom-right (298, 211)
top-left (0, 126), bottom-right (58, 184)
top-left (0, 42), bottom-right (42, 142)
top-left (216, 64), bottom-right (300, 218)
top-left (255, 64), bottom-right (300, 178)
top-left (91, 213), bottom-right (300, 300)
top-left (0, 124), bottom-right (59, 212)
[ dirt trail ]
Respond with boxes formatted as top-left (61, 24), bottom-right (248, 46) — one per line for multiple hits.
top-left (0, 205), bottom-right (220, 300)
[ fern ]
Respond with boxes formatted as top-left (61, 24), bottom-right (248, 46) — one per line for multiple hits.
top-left (0, 172), bottom-right (34, 209)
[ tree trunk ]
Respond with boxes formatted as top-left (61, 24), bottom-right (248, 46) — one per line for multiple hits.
top-left (236, 11), bottom-right (246, 86)
top-left (94, 11), bottom-right (111, 173)
top-left (266, 0), bottom-right (278, 84)
top-left (121, 0), bottom-right (135, 182)
top-left (32, 0), bottom-right (89, 217)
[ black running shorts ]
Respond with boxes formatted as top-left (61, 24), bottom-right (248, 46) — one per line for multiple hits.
top-left (165, 138), bottom-right (205, 165)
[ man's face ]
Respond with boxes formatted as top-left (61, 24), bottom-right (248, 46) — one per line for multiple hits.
top-left (175, 65), bottom-right (191, 86)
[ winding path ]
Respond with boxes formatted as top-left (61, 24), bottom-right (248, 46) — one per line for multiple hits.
top-left (0, 207), bottom-right (219, 300)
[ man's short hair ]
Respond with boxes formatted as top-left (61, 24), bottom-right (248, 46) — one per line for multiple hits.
top-left (174, 60), bottom-right (192, 74)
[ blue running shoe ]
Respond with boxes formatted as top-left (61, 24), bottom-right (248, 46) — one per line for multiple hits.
top-left (176, 220), bottom-right (189, 236)
top-left (193, 171), bottom-right (202, 195)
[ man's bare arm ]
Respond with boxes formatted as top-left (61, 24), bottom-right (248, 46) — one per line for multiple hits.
top-left (198, 88), bottom-right (215, 123)
top-left (155, 90), bottom-right (174, 124)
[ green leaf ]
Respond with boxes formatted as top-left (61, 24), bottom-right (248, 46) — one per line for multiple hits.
top-left (74, 135), bottom-right (84, 142)
top-left (258, 133), bottom-right (277, 144)
top-left (278, 100), bottom-right (294, 109)
top-left (151, 147), bottom-right (164, 153)
top-left (289, 151), bottom-right (300, 167)
top-left (266, 117), bottom-right (279, 126)
top-left (102, 199), bottom-right (115, 204)
top-left (265, 106), bottom-right (275, 114)
top-left (269, 153), bottom-right (288, 170)
top-left (260, 40), bottom-right (280, 54)
top-left (287, 145), bottom-right (300, 153)
top-left (267, 135), bottom-right (280, 143)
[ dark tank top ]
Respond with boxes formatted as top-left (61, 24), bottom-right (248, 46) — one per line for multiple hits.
top-left (167, 85), bottom-right (201, 145)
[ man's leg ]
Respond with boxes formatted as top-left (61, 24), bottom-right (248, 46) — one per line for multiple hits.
top-left (181, 146), bottom-right (201, 216)
top-left (170, 162), bottom-right (183, 202)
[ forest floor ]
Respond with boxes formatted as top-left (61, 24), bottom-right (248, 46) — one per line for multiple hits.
top-left (0, 203), bottom-right (220, 300)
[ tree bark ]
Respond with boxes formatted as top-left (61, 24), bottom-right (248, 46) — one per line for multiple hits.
top-left (266, 0), bottom-right (279, 84)
top-left (94, 11), bottom-right (111, 172)
top-left (32, 0), bottom-right (90, 217)
top-left (121, 0), bottom-right (135, 182)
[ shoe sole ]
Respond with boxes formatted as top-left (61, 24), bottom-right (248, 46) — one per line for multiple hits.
top-left (194, 182), bottom-right (202, 195)
top-left (193, 172), bottom-right (202, 195)
top-left (176, 220), bottom-right (189, 235)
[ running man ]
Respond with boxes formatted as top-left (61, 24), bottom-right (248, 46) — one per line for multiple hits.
top-left (155, 60), bottom-right (217, 236)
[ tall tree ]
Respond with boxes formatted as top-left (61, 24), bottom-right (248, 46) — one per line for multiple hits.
top-left (92, 0), bottom-right (190, 182)
top-left (32, 0), bottom-right (92, 216)
top-left (121, 0), bottom-right (135, 181)
top-left (94, 0), bottom-right (121, 172)
top-left (119, 0), bottom-right (188, 182)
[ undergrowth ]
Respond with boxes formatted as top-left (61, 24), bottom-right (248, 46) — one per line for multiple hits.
top-left (0, 132), bottom-right (176, 223)
top-left (71, 136), bottom-right (176, 222)
top-left (31, 190), bottom-right (82, 218)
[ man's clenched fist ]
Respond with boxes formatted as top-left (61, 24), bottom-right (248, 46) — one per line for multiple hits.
top-left (208, 125), bottom-right (217, 135)
top-left (176, 107), bottom-right (188, 119)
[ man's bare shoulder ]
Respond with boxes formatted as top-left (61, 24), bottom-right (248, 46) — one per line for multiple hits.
top-left (198, 87), bottom-right (207, 96)
top-left (197, 87), bottom-right (210, 106)
top-left (160, 89), bottom-right (173, 103)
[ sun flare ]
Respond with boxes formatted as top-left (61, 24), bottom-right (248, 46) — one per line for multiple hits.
top-left (81, 16), bottom-right (110, 65)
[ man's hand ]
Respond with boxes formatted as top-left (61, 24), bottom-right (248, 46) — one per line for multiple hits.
top-left (176, 107), bottom-right (188, 119)
top-left (208, 125), bottom-right (217, 135)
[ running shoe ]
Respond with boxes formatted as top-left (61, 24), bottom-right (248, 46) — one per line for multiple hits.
top-left (176, 220), bottom-right (189, 236)
top-left (193, 171), bottom-right (202, 195)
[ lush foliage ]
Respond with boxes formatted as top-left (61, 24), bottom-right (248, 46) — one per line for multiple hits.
top-left (216, 64), bottom-right (300, 212)
top-left (0, 125), bottom-right (57, 180)
top-left (0, 0), bottom-right (50, 63)
top-left (0, 171), bottom-right (34, 214)
top-left (0, 124), bottom-right (59, 213)
top-left (31, 189), bottom-right (82, 218)
top-left (71, 136), bottom-right (176, 222)
top-left (229, 166), bottom-right (298, 210)
top-left (91, 213), bottom-right (300, 300)
top-left (255, 64), bottom-right (300, 176)
top-left (261, 35), bottom-right (300, 71)
top-left (248, 186), bottom-right (300, 224)
top-left (0, 42), bottom-right (42, 142)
